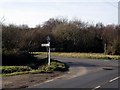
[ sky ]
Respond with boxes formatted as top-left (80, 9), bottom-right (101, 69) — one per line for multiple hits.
top-left (0, 0), bottom-right (119, 27)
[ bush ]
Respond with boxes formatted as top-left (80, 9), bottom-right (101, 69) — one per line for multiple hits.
top-left (41, 60), bottom-right (68, 72)
top-left (112, 41), bottom-right (120, 55)
top-left (51, 61), bottom-right (66, 71)
top-left (41, 65), bottom-right (54, 73)
top-left (2, 49), bottom-right (36, 66)
top-left (104, 40), bottom-right (120, 55)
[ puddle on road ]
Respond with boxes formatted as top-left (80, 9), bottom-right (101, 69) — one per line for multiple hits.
top-left (102, 67), bottom-right (114, 70)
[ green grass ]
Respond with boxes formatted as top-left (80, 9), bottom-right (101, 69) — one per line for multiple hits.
top-left (2, 70), bottom-right (42, 77)
top-left (0, 59), bottom-right (68, 77)
top-left (0, 66), bottom-right (33, 77)
top-left (32, 52), bottom-right (120, 60)
top-left (1, 66), bottom-right (32, 74)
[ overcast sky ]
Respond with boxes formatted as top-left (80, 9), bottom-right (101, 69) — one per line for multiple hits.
top-left (0, 0), bottom-right (119, 27)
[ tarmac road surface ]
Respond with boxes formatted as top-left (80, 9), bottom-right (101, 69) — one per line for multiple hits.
top-left (29, 57), bottom-right (120, 89)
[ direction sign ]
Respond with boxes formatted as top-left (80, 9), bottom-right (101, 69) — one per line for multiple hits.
top-left (41, 43), bottom-right (50, 47)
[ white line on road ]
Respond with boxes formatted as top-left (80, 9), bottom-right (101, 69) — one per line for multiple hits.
top-left (109, 76), bottom-right (120, 82)
top-left (92, 76), bottom-right (120, 90)
top-left (92, 86), bottom-right (101, 90)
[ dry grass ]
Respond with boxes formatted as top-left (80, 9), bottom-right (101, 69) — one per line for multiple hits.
top-left (32, 52), bottom-right (120, 60)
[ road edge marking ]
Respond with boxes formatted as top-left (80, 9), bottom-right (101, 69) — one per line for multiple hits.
top-left (109, 76), bottom-right (120, 82)
top-left (92, 86), bottom-right (101, 90)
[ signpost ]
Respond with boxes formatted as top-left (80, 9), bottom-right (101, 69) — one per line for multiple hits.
top-left (41, 36), bottom-right (51, 65)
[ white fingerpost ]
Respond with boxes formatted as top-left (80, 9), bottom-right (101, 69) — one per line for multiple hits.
top-left (47, 36), bottom-right (51, 65)
top-left (48, 42), bottom-right (50, 65)
top-left (41, 36), bottom-right (51, 65)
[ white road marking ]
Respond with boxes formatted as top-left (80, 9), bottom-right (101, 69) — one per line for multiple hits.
top-left (92, 86), bottom-right (101, 90)
top-left (31, 74), bottom-right (66, 87)
top-left (92, 76), bottom-right (120, 90)
top-left (29, 67), bottom-right (88, 88)
top-left (109, 76), bottom-right (120, 82)
top-left (104, 60), bottom-right (110, 61)
top-left (45, 79), bottom-right (54, 83)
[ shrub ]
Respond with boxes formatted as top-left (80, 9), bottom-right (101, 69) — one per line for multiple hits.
top-left (104, 40), bottom-right (120, 55)
top-left (51, 61), bottom-right (66, 71)
top-left (41, 65), bottom-right (54, 73)
top-left (2, 49), bottom-right (36, 66)
top-left (41, 60), bottom-right (68, 72)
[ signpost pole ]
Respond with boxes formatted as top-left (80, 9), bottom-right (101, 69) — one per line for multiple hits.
top-left (41, 36), bottom-right (51, 65)
top-left (47, 36), bottom-right (51, 65)
top-left (48, 42), bottom-right (50, 65)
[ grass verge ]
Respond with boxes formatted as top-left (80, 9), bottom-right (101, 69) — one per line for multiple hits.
top-left (1, 59), bottom-right (68, 77)
top-left (32, 52), bottom-right (120, 60)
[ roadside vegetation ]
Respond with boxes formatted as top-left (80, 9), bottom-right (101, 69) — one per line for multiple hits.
top-left (2, 48), bottom-right (68, 77)
top-left (2, 18), bottom-right (120, 55)
top-left (2, 17), bottom-right (120, 76)
top-left (33, 52), bottom-right (120, 60)
top-left (1, 58), bottom-right (68, 77)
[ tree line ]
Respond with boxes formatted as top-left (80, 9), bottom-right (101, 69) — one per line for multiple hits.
top-left (2, 18), bottom-right (120, 55)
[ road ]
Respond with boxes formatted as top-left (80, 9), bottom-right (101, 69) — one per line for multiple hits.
top-left (29, 57), bottom-right (120, 89)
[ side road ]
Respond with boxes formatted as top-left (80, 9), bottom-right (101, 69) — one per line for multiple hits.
top-left (29, 57), bottom-right (119, 88)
